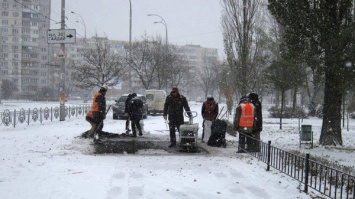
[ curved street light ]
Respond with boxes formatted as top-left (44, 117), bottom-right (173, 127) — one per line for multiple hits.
top-left (147, 14), bottom-right (168, 45)
top-left (71, 11), bottom-right (87, 43)
top-left (128, 0), bottom-right (132, 92)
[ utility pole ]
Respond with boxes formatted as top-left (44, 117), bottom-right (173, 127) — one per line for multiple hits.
top-left (59, 0), bottom-right (66, 121)
top-left (128, 0), bottom-right (132, 92)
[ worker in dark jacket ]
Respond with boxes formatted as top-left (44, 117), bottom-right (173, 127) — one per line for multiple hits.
top-left (201, 96), bottom-right (219, 143)
top-left (129, 93), bottom-right (143, 137)
top-left (124, 94), bottom-right (133, 135)
top-left (248, 92), bottom-right (262, 152)
top-left (163, 87), bottom-right (192, 147)
top-left (86, 85), bottom-right (108, 139)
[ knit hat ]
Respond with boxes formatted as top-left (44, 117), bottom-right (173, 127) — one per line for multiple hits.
top-left (172, 86), bottom-right (179, 93)
top-left (207, 95), bottom-right (214, 102)
top-left (239, 95), bottom-right (249, 104)
top-left (248, 92), bottom-right (259, 101)
top-left (100, 84), bottom-right (108, 92)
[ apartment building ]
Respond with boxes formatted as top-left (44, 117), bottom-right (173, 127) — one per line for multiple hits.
top-left (0, 0), bottom-right (218, 100)
top-left (1, 0), bottom-right (51, 98)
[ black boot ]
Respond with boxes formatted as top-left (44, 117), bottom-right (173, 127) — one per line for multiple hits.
top-left (168, 143), bottom-right (176, 147)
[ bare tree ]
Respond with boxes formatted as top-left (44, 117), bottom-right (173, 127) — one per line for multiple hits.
top-left (128, 35), bottom-right (190, 92)
top-left (71, 36), bottom-right (127, 89)
top-left (195, 53), bottom-right (219, 98)
top-left (221, 0), bottom-right (264, 95)
top-left (129, 34), bottom-right (158, 90)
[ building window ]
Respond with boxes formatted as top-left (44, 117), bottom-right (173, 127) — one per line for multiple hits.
top-left (12, 45), bottom-right (19, 50)
top-left (2, 20), bottom-right (8, 25)
top-left (12, 28), bottom-right (19, 34)
top-left (22, 29), bottom-right (30, 34)
top-left (1, 11), bottom-right (9, 17)
top-left (22, 54), bottom-right (30, 58)
top-left (22, 21), bottom-right (30, 26)
top-left (12, 12), bottom-right (19, 17)
top-left (2, 3), bottom-right (10, 9)
top-left (2, 27), bottom-right (8, 33)
top-left (1, 36), bottom-right (8, 42)
top-left (1, 53), bottom-right (8, 59)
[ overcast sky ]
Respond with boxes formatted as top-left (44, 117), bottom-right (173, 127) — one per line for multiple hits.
top-left (50, 0), bottom-right (225, 59)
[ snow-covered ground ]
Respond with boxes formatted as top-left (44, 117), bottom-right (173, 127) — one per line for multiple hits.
top-left (0, 100), bottom-right (354, 199)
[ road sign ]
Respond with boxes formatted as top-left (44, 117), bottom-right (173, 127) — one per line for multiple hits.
top-left (56, 48), bottom-right (66, 59)
top-left (47, 29), bottom-right (76, 44)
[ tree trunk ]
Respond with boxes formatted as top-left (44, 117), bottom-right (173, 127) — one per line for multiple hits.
top-left (280, 90), bottom-right (284, 130)
top-left (292, 87), bottom-right (297, 113)
top-left (319, 69), bottom-right (343, 146)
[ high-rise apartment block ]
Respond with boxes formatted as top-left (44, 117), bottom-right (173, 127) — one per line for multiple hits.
top-left (1, 0), bottom-right (218, 100)
top-left (1, 0), bottom-right (51, 98)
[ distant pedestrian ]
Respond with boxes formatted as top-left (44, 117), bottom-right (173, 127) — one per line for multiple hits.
top-left (129, 93), bottom-right (143, 137)
top-left (233, 96), bottom-right (255, 153)
top-left (124, 93), bottom-right (133, 135)
top-left (163, 86), bottom-right (192, 147)
top-left (85, 85), bottom-right (108, 139)
top-left (248, 92), bottom-right (262, 152)
top-left (201, 95), bottom-right (218, 143)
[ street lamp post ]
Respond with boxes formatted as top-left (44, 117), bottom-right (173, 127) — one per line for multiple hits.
top-left (0, 79), bottom-right (2, 104)
top-left (147, 14), bottom-right (168, 92)
top-left (147, 14), bottom-right (168, 45)
top-left (71, 11), bottom-right (87, 43)
top-left (128, 0), bottom-right (132, 92)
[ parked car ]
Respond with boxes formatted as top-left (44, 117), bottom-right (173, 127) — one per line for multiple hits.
top-left (145, 90), bottom-right (166, 115)
top-left (112, 94), bottom-right (148, 120)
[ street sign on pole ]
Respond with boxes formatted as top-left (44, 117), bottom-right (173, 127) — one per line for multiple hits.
top-left (47, 29), bottom-right (76, 44)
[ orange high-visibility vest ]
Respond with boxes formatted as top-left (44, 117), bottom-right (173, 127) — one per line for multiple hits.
top-left (86, 92), bottom-right (102, 118)
top-left (238, 103), bottom-right (255, 127)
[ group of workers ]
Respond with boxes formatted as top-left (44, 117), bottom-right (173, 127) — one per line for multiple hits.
top-left (84, 85), bottom-right (262, 152)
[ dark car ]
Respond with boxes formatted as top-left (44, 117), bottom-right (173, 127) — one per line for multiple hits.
top-left (112, 94), bottom-right (148, 120)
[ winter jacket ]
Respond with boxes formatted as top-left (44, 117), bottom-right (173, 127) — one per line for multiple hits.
top-left (248, 93), bottom-right (263, 133)
top-left (86, 91), bottom-right (106, 123)
top-left (201, 100), bottom-right (218, 121)
top-left (233, 101), bottom-right (255, 133)
top-left (129, 97), bottom-right (143, 121)
top-left (163, 92), bottom-right (191, 125)
top-left (124, 94), bottom-right (133, 114)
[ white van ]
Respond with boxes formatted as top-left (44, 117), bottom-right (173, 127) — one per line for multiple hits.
top-left (145, 90), bottom-right (167, 115)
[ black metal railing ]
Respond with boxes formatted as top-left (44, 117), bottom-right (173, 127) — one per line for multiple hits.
top-left (0, 105), bottom-right (91, 127)
top-left (239, 132), bottom-right (355, 199)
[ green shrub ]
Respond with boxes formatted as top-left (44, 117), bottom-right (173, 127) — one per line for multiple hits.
top-left (268, 106), bottom-right (308, 118)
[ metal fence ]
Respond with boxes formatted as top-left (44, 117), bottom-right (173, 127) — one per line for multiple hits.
top-left (240, 133), bottom-right (355, 199)
top-left (0, 105), bottom-right (91, 127)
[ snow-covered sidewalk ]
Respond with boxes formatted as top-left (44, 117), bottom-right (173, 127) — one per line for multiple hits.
top-left (1, 101), bottom-right (354, 198)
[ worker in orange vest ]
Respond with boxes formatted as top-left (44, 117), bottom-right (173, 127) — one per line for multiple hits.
top-left (233, 96), bottom-right (256, 153)
top-left (85, 85), bottom-right (108, 139)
